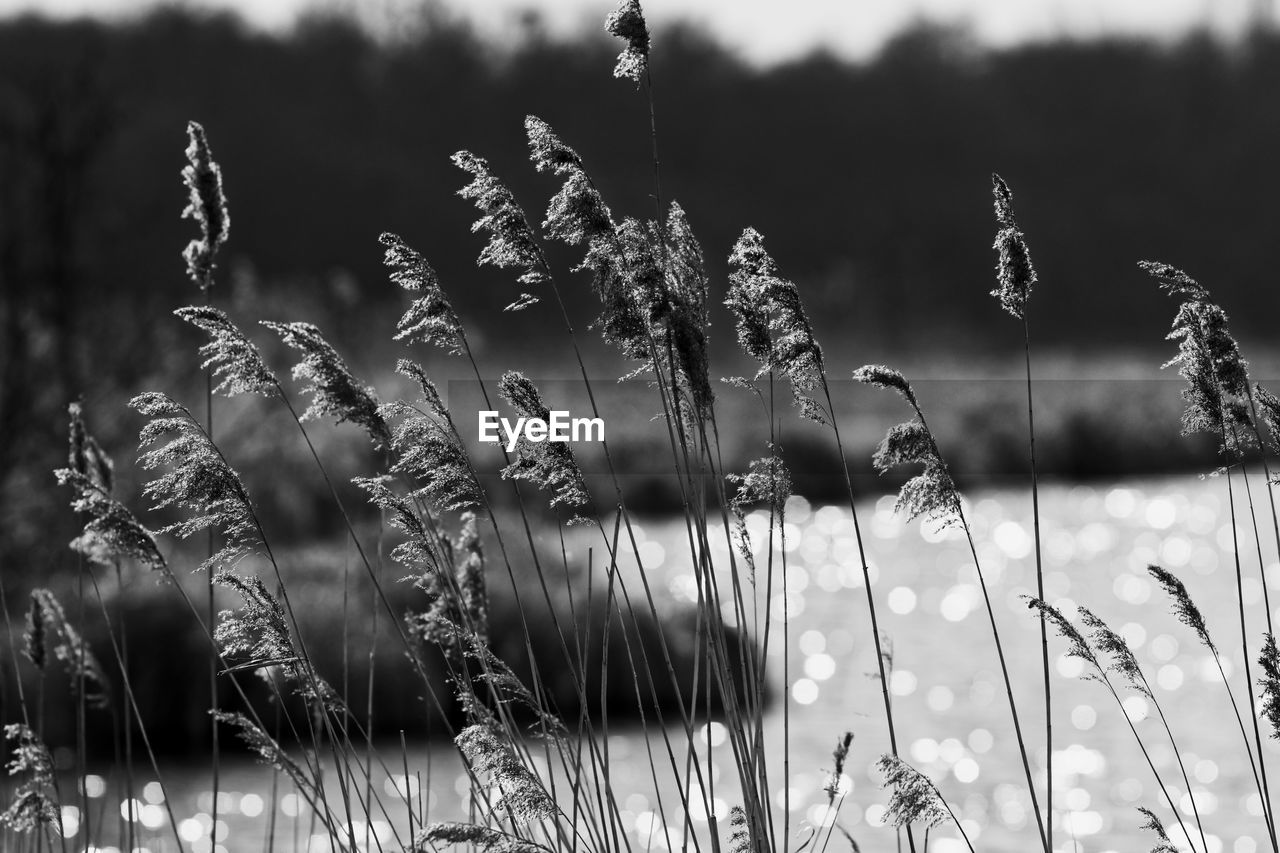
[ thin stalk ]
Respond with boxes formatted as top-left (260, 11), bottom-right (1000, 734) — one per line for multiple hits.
top-left (913, 402), bottom-right (1047, 853)
top-left (818, 377), bottom-right (918, 853)
top-left (1142, 679), bottom-right (1209, 852)
top-left (1021, 315), bottom-right (1051, 853)
top-left (1224, 464), bottom-right (1279, 850)
top-left (86, 570), bottom-right (186, 853)
top-left (74, 556), bottom-right (88, 851)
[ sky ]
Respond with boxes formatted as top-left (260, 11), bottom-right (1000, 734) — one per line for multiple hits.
top-left (0, 0), bottom-right (1274, 64)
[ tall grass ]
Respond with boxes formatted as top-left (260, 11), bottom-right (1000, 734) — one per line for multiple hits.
top-left (5, 3), bottom-right (1280, 853)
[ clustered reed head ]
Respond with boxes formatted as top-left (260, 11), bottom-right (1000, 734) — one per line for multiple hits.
top-left (851, 364), bottom-right (917, 409)
top-left (26, 589), bottom-right (111, 710)
top-left (726, 805), bottom-right (752, 853)
top-left (214, 571), bottom-right (342, 711)
top-left (528, 116), bottom-right (714, 413)
top-left (354, 475), bottom-right (439, 579)
top-left (455, 724), bottom-right (557, 823)
top-left (1255, 384), bottom-right (1280, 461)
top-left (726, 227), bottom-right (826, 422)
top-left (824, 732), bottom-right (854, 804)
top-left (57, 403), bottom-right (166, 571)
top-left (380, 360), bottom-right (482, 514)
top-left (176, 306), bottom-right (277, 397)
top-left (453, 150), bottom-right (545, 301)
top-left (604, 0), bottom-right (650, 84)
top-left (1147, 564), bottom-right (1216, 654)
top-left (857, 365), bottom-right (965, 524)
top-left (878, 754), bottom-right (952, 830)
top-left (401, 512), bottom-right (492, 665)
top-left (1, 724), bottom-right (59, 834)
top-left (727, 448), bottom-right (792, 517)
top-left (381, 232), bottom-right (466, 353)
top-left (212, 711), bottom-right (316, 800)
top-left (131, 391), bottom-right (255, 570)
top-left (990, 173), bottom-right (1036, 319)
top-left (181, 121), bottom-right (229, 293)
top-left (1024, 597), bottom-right (1104, 684)
top-left (1260, 633), bottom-right (1280, 739)
top-left (1077, 605), bottom-right (1150, 697)
top-left (1143, 261), bottom-right (1252, 450)
top-left (455, 511), bottom-right (489, 644)
top-left (1137, 807), bottom-right (1180, 853)
top-left (497, 371), bottom-right (591, 519)
top-left (262, 320), bottom-right (392, 449)
top-left (416, 823), bottom-right (549, 853)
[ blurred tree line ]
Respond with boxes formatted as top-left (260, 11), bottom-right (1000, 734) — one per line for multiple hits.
top-left (1, 3), bottom-right (1278, 573)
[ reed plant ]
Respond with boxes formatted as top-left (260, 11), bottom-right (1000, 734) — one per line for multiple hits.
top-left (6, 3), bottom-right (1280, 853)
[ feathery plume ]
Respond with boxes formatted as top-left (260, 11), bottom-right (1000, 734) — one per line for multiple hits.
top-left (1255, 384), bottom-right (1280, 461)
top-left (1141, 261), bottom-right (1208, 302)
top-left (1148, 565), bottom-right (1216, 654)
top-left (353, 476), bottom-right (440, 576)
top-left (212, 711), bottom-right (316, 799)
top-left (182, 121), bottom-right (230, 292)
top-left (67, 400), bottom-right (113, 493)
top-left (604, 0), bottom-right (650, 84)
top-left (990, 174), bottom-right (1037, 319)
top-left (1024, 597), bottom-right (1102, 683)
top-left (176, 306), bottom-right (277, 396)
top-left (727, 450), bottom-right (791, 516)
top-left (415, 822), bottom-right (550, 853)
top-left (727, 806), bottom-right (752, 853)
top-left (497, 372), bottom-right (591, 517)
top-left (1260, 633), bottom-right (1280, 739)
top-left (525, 115), bottom-right (585, 177)
top-left (453, 150), bottom-right (544, 283)
top-left (527, 118), bottom-right (689, 390)
top-left (132, 392), bottom-right (254, 569)
top-left (456, 512), bottom-right (489, 644)
top-left (381, 360), bottom-right (481, 513)
top-left (455, 724), bottom-right (557, 823)
top-left (1144, 262), bottom-right (1252, 448)
top-left (1137, 807), bottom-right (1180, 853)
top-left (28, 589), bottom-right (110, 709)
top-left (824, 732), bottom-right (854, 804)
top-left (213, 571), bottom-right (296, 669)
top-left (726, 227), bottom-right (825, 422)
top-left (1024, 594), bottom-right (1095, 666)
top-left (57, 403), bottom-right (166, 571)
top-left (380, 232), bottom-right (465, 354)
top-left (262, 321), bottom-right (391, 448)
top-left (22, 593), bottom-right (46, 671)
top-left (729, 509), bottom-right (757, 584)
top-left (214, 571), bottom-right (342, 711)
top-left (878, 754), bottom-right (953, 829)
top-left (851, 364), bottom-right (917, 408)
top-left (663, 202), bottom-right (714, 417)
top-left (1078, 606), bottom-right (1150, 697)
top-left (871, 419), bottom-right (960, 525)
top-left (1, 724), bottom-right (59, 834)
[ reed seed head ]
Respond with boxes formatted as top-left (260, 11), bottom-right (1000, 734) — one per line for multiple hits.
top-left (456, 724), bottom-right (557, 823)
top-left (1147, 564), bottom-right (1216, 654)
top-left (605, 0), bottom-right (650, 84)
top-left (176, 306), bottom-right (277, 396)
top-left (497, 372), bottom-right (591, 518)
top-left (878, 754), bottom-right (952, 830)
top-left (990, 173), bottom-right (1036, 319)
top-left (262, 320), bottom-right (391, 448)
top-left (181, 121), bottom-right (229, 292)
top-left (380, 232), bottom-right (465, 354)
